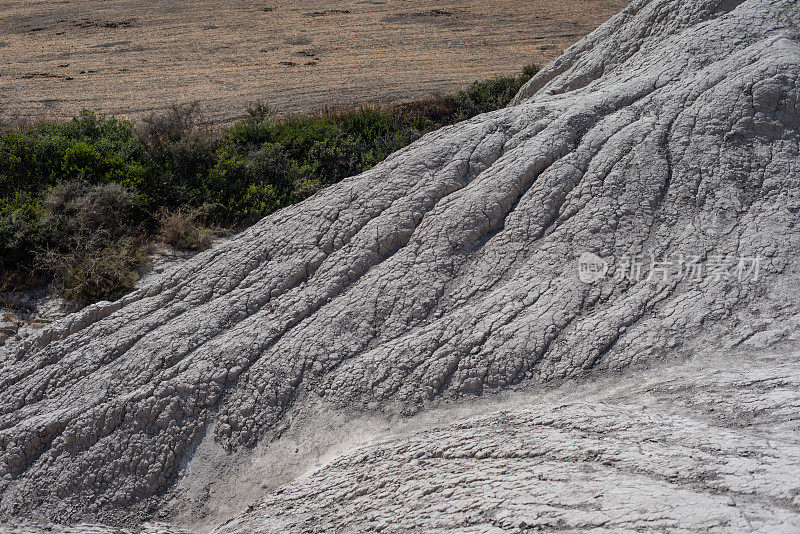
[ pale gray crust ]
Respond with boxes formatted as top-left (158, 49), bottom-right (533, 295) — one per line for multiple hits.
top-left (1, 0), bottom-right (799, 530)
top-left (212, 347), bottom-right (800, 533)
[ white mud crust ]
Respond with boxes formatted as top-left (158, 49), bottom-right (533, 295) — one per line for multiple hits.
top-left (211, 346), bottom-right (800, 533)
top-left (1, 0), bottom-right (799, 531)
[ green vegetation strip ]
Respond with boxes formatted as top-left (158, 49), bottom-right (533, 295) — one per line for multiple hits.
top-left (0, 65), bottom-right (538, 304)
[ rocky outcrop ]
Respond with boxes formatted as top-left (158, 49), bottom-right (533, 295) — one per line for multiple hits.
top-left (1, 0), bottom-right (799, 529)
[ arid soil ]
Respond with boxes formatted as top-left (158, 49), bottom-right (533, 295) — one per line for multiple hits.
top-left (0, 0), bottom-right (627, 124)
top-left (2, 0), bottom-right (800, 531)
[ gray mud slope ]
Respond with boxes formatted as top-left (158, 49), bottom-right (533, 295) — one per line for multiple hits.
top-left (214, 346), bottom-right (800, 533)
top-left (1, 0), bottom-right (800, 526)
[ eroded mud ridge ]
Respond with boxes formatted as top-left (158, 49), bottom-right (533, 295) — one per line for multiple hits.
top-left (1, 0), bottom-right (799, 531)
top-left (214, 347), bottom-right (800, 533)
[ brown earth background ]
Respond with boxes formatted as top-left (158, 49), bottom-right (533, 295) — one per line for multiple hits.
top-left (0, 0), bottom-right (627, 124)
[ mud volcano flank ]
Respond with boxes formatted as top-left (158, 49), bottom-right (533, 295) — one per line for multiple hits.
top-left (2, 0), bottom-right (800, 531)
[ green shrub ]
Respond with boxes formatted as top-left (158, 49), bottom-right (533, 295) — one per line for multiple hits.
top-left (0, 65), bottom-right (540, 304)
top-left (245, 101), bottom-right (272, 124)
top-left (136, 103), bottom-right (217, 207)
top-left (442, 64), bottom-right (540, 122)
top-left (0, 192), bottom-right (49, 273)
top-left (0, 181), bottom-right (146, 301)
top-left (236, 182), bottom-right (284, 224)
top-left (0, 132), bottom-right (40, 197)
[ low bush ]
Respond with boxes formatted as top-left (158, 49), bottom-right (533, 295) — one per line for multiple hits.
top-left (0, 192), bottom-right (49, 276)
top-left (39, 181), bottom-right (147, 303)
top-left (442, 64), bottom-right (540, 122)
top-left (135, 103), bottom-right (217, 208)
top-left (42, 180), bottom-right (145, 242)
top-left (157, 207), bottom-right (214, 251)
top-left (0, 64), bottom-right (539, 304)
top-left (0, 110), bottom-right (152, 198)
top-left (43, 237), bottom-right (145, 304)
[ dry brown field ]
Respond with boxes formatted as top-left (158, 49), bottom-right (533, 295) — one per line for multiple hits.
top-left (0, 0), bottom-right (627, 123)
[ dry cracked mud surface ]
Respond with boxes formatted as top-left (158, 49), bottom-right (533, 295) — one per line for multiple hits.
top-left (2, 0), bottom-right (800, 531)
top-left (211, 346), bottom-right (800, 533)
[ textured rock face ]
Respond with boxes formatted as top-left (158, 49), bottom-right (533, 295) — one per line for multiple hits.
top-left (213, 347), bottom-right (800, 533)
top-left (1, 0), bottom-right (799, 528)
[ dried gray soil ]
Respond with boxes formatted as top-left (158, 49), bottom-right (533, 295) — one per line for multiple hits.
top-left (2, 0), bottom-right (800, 531)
